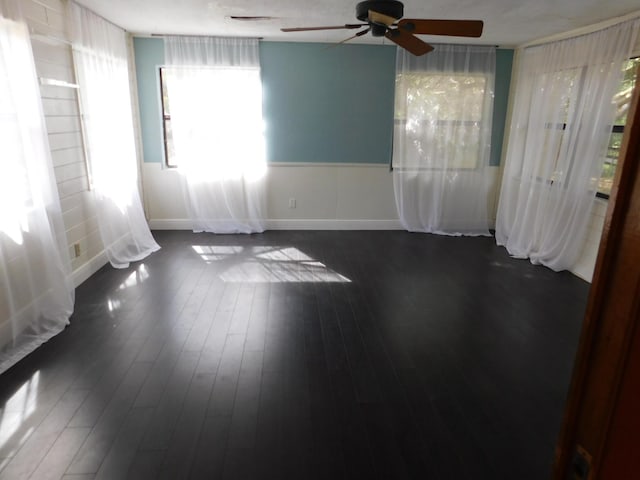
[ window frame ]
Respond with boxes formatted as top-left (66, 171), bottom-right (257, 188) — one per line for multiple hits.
top-left (158, 67), bottom-right (177, 168)
top-left (540, 120), bottom-right (623, 200)
top-left (597, 124), bottom-right (626, 200)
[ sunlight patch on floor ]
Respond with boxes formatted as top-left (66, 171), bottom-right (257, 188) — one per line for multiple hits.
top-left (117, 264), bottom-right (150, 291)
top-left (192, 245), bottom-right (351, 283)
top-left (0, 370), bottom-right (40, 458)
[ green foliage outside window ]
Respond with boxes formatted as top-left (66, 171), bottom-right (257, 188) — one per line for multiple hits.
top-left (599, 58), bottom-right (640, 197)
top-left (394, 72), bottom-right (487, 169)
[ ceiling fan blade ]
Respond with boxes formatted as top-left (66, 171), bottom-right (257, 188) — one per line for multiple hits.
top-left (330, 27), bottom-right (372, 48)
top-left (398, 19), bottom-right (484, 37)
top-left (385, 29), bottom-right (434, 56)
top-left (281, 24), bottom-right (366, 32)
top-left (368, 9), bottom-right (397, 27)
top-left (354, 27), bottom-right (371, 38)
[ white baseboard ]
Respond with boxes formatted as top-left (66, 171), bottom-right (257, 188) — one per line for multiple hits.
top-left (149, 219), bottom-right (193, 230)
top-left (71, 250), bottom-right (109, 288)
top-left (569, 267), bottom-right (593, 283)
top-left (149, 218), bottom-right (403, 231)
top-left (265, 219), bottom-right (403, 230)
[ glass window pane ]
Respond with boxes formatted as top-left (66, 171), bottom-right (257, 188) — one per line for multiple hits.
top-left (394, 72), bottom-right (487, 169)
top-left (613, 58), bottom-right (640, 125)
top-left (598, 57), bottom-right (640, 197)
top-left (164, 118), bottom-right (177, 167)
top-left (599, 132), bottom-right (623, 196)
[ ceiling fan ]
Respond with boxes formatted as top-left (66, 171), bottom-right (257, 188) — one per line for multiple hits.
top-left (280, 0), bottom-right (483, 56)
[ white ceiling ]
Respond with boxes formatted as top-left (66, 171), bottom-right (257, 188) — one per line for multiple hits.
top-left (75, 0), bottom-right (640, 47)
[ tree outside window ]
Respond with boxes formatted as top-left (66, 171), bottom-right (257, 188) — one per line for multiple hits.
top-left (599, 57), bottom-right (640, 197)
top-left (394, 72), bottom-right (488, 169)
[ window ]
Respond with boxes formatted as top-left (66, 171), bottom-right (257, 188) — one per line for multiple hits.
top-left (159, 65), bottom-right (264, 173)
top-left (537, 59), bottom-right (639, 197)
top-left (540, 67), bottom-right (584, 185)
top-left (159, 67), bottom-right (177, 167)
top-left (393, 72), bottom-right (489, 169)
top-left (599, 57), bottom-right (640, 198)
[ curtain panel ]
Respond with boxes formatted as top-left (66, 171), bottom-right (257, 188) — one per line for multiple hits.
top-left (165, 36), bottom-right (266, 234)
top-left (495, 19), bottom-right (640, 271)
top-left (393, 44), bottom-right (496, 236)
top-left (0, 3), bottom-right (74, 373)
top-left (68, 2), bottom-right (159, 268)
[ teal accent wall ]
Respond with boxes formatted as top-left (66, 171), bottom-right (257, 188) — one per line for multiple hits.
top-left (491, 49), bottom-right (514, 166)
top-left (134, 37), bottom-right (165, 163)
top-left (132, 39), bottom-right (513, 167)
top-left (260, 42), bottom-right (396, 164)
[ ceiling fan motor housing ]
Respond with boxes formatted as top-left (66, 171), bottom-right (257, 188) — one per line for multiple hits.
top-left (356, 0), bottom-right (404, 36)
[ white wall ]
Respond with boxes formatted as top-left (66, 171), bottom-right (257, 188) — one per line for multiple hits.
top-left (142, 162), bottom-right (502, 231)
top-left (143, 163), bottom-right (401, 230)
top-left (570, 198), bottom-right (608, 282)
top-left (25, 0), bottom-right (107, 286)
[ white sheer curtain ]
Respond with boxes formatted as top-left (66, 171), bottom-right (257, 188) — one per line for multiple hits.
top-left (0, 4), bottom-right (74, 373)
top-left (165, 36), bottom-right (266, 234)
top-left (393, 45), bottom-right (496, 235)
top-left (496, 20), bottom-right (639, 271)
top-left (68, 2), bottom-right (159, 268)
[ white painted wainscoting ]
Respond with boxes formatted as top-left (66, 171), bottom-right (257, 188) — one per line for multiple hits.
top-left (570, 198), bottom-right (608, 282)
top-left (142, 162), bottom-right (504, 231)
top-left (143, 162), bottom-right (402, 230)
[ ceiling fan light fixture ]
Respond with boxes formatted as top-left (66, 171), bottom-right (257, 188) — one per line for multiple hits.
top-left (370, 23), bottom-right (388, 37)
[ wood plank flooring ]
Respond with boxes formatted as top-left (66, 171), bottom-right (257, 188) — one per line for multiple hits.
top-left (0, 231), bottom-right (589, 479)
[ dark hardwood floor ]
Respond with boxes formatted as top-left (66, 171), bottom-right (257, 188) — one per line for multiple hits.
top-left (0, 230), bottom-right (589, 479)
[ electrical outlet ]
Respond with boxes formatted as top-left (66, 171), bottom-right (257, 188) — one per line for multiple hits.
top-left (289, 198), bottom-right (296, 209)
top-left (73, 243), bottom-right (81, 258)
